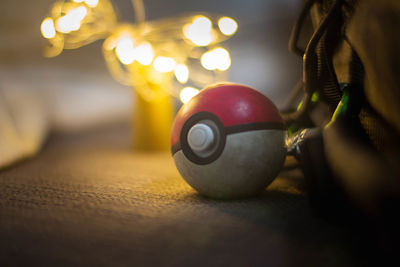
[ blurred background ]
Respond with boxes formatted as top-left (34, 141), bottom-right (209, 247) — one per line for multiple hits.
top-left (0, 0), bottom-right (302, 166)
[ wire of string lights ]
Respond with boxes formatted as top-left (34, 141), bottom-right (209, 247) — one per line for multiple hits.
top-left (40, 0), bottom-right (238, 103)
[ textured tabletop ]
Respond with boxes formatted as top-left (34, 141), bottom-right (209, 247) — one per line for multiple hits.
top-left (0, 125), bottom-right (358, 266)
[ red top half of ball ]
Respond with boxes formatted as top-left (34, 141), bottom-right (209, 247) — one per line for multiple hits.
top-left (171, 83), bottom-right (284, 146)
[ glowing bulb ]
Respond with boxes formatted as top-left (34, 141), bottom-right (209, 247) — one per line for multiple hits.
top-left (73, 0), bottom-right (98, 6)
top-left (116, 36), bottom-right (135, 65)
top-left (134, 42), bottom-right (154, 65)
top-left (192, 16), bottom-right (212, 29)
top-left (218, 17), bottom-right (238, 36)
top-left (153, 56), bottom-right (176, 72)
top-left (174, 64), bottom-right (189, 84)
top-left (180, 87), bottom-right (199, 104)
top-left (214, 48), bottom-right (231, 71)
top-left (85, 0), bottom-right (99, 7)
top-left (183, 16), bottom-right (213, 46)
top-left (200, 50), bottom-right (216, 70)
top-left (41, 18), bottom-right (56, 39)
top-left (201, 47), bottom-right (231, 71)
top-left (56, 6), bottom-right (87, 33)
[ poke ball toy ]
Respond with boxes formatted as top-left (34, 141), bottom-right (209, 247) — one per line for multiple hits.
top-left (171, 83), bottom-right (287, 199)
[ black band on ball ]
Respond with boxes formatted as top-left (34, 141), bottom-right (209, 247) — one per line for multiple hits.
top-left (171, 112), bottom-right (285, 165)
top-left (179, 112), bottom-right (227, 165)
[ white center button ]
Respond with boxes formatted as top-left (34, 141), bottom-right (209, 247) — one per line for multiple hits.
top-left (188, 123), bottom-right (215, 154)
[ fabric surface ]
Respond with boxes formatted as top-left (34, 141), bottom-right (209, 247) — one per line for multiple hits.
top-left (0, 124), bottom-right (360, 266)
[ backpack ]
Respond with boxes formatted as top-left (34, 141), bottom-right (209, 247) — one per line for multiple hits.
top-left (284, 0), bottom-right (400, 262)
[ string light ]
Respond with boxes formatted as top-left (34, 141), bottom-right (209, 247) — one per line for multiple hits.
top-left (183, 16), bottom-right (214, 46)
top-left (153, 56), bottom-right (176, 73)
top-left (174, 64), bottom-right (189, 84)
top-left (218, 17), bottom-right (238, 36)
top-left (115, 35), bottom-right (135, 65)
top-left (85, 0), bottom-right (99, 7)
top-left (201, 47), bottom-right (231, 71)
top-left (73, 0), bottom-right (99, 7)
top-left (134, 42), bottom-right (154, 65)
top-left (40, 0), bottom-right (238, 103)
top-left (180, 87), bottom-right (199, 104)
top-left (41, 18), bottom-right (56, 39)
top-left (56, 6), bottom-right (88, 33)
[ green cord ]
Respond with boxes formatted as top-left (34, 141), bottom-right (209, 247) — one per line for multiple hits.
top-left (331, 89), bottom-right (350, 122)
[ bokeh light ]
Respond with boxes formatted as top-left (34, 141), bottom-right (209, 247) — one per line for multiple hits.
top-left (180, 87), bottom-right (199, 104)
top-left (174, 64), bottom-right (189, 84)
top-left (153, 56), bottom-right (176, 72)
top-left (218, 17), bottom-right (238, 36)
top-left (201, 47), bottom-right (231, 71)
top-left (73, 0), bottom-right (98, 8)
top-left (41, 17), bottom-right (56, 39)
top-left (115, 36), bottom-right (135, 65)
top-left (135, 42), bottom-right (154, 66)
top-left (183, 16), bottom-right (213, 46)
top-left (56, 6), bottom-right (88, 33)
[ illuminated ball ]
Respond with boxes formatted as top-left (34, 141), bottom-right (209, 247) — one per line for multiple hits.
top-left (171, 83), bottom-right (287, 199)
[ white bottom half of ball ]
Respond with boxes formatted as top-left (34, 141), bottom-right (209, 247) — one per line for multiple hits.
top-left (173, 129), bottom-right (286, 199)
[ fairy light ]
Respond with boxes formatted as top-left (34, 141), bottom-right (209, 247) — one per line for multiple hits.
top-left (115, 35), bottom-right (135, 65)
top-left (218, 17), bottom-right (238, 36)
top-left (180, 87), bottom-right (199, 104)
top-left (153, 56), bottom-right (176, 72)
top-left (214, 48), bottom-right (231, 71)
top-left (40, 0), bottom-right (238, 103)
top-left (41, 17), bottom-right (56, 39)
top-left (134, 42), bottom-right (154, 65)
top-left (85, 0), bottom-right (99, 7)
top-left (174, 64), bottom-right (189, 84)
top-left (73, 0), bottom-right (98, 7)
top-left (56, 6), bottom-right (88, 33)
top-left (183, 16), bottom-right (213, 46)
top-left (201, 47), bottom-right (231, 71)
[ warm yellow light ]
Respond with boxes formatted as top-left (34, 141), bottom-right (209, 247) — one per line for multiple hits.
top-left (214, 48), bottom-right (231, 71)
top-left (116, 36), bottom-right (135, 65)
top-left (134, 42), bottom-right (153, 65)
top-left (153, 56), bottom-right (176, 72)
top-left (56, 6), bottom-right (88, 33)
top-left (200, 50), bottom-right (215, 70)
top-left (174, 64), bottom-right (189, 84)
top-left (180, 87), bottom-right (199, 104)
top-left (73, 0), bottom-right (98, 6)
top-left (41, 18), bottom-right (56, 39)
top-left (183, 16), bottom-right (213, 46)
top-left (201, 47), bottom-right (231, 71)
top-left (85, 0), bottom-right (99, 8)
top-left (218, 17), bottom-right (237, 36)
top-left (192, 16), bottom-right (212, 28)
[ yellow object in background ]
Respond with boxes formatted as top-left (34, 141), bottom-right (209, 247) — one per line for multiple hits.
top-left (130, 63), bottom-right (173, 151)
top-left (40, 0), bottom-right (238, 151)
top-left (134, 90), bottom-right (173, 151)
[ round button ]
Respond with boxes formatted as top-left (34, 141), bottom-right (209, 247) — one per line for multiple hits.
top-left (188, 123), bottom-right (215, 153)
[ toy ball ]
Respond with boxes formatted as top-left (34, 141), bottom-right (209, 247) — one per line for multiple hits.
top-left (171, 83), bottom-right (286, 199)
